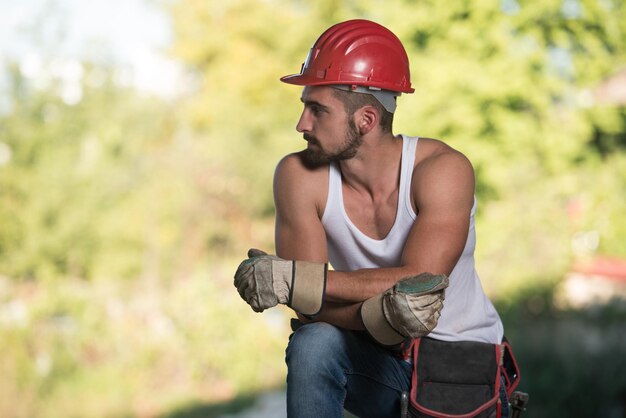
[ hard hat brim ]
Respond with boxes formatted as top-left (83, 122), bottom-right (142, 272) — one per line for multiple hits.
top-left (280, 73), bottom-right (415, 94)
top-left (280, 73), bottom-right (337, 87)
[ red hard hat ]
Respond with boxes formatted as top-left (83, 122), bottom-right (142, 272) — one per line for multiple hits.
top-left (281, 19), bottom-right (414, 94)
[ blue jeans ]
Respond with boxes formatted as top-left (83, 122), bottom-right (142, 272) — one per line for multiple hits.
top-left (285, 322), bottom-right (509, 418)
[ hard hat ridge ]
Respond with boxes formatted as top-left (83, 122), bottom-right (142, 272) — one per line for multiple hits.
top-left (281, 19), bottom-right (414, 94)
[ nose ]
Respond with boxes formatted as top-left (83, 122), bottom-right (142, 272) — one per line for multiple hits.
top-left (296, 110), bottom-right (311, 133)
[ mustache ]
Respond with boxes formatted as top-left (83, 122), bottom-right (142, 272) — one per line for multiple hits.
top-left (303, 133), bottom-right (319, 145)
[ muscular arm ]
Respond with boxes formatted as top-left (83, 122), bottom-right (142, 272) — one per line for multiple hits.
top-left (274, 147), bottom-right (475, 327)
top-left (325, 150), bottom-right (476, 302)
top-left (274, 153), bottom-right (364, 329)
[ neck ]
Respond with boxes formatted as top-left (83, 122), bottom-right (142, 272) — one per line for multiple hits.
top-left (338, 132), bottom-right (403, 195)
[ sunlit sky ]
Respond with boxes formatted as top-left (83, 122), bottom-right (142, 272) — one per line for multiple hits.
top-left (0, 0), bottom-right (182, 98)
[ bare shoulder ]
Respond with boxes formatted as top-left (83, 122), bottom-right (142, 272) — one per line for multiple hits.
top-left (415, 138), bottom-right (473, 176)
top-left (276, 151), bottom-right (327, 176)
top-left (274, 151), bottom-right (329, 191)
top-left (274, 151), bottom-right (329, 217)
top-left (412, 138), bottom-right (475, 207)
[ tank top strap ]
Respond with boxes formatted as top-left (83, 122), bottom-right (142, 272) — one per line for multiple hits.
top-left (399, 135), bottom-right (419, 220)
top-left (322, 162), bottom-right (342, 224)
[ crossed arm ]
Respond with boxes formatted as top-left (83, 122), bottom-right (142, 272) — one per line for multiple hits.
top-left (273, 149), bottom-right (475, 330)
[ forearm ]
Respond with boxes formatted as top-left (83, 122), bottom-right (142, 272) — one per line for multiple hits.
top-left (324, 236), bottom-right (464, 304)
top-left (298, 302), bottom-right (364, 330)
top-left (325, 266), bottom-right (416, 303)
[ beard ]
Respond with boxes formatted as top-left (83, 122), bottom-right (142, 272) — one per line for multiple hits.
top-left (304, 119), bottom-right (362, 166)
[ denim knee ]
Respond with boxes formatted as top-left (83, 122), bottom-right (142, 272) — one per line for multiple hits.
top-left (286, 322), bottom-right (348, 380)
top-left (287, 322), bottom-right (345, 361)
top-left (286, 322), bottom-right (349, 417)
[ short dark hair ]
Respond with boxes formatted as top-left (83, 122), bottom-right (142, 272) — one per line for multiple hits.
top-left (332, 88), bottom-right (394, 133)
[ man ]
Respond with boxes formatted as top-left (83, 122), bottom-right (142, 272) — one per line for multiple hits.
top-left (234, 19), bottom-right (506, 417)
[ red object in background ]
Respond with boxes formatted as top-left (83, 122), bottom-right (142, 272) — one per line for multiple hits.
top-left (572, 256), bottom-right (626, 282)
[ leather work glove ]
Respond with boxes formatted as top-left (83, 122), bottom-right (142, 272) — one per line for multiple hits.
top-left (234, 249), bottom-right (327, 318)
top-left (360, 273), bottom-right (449, 346)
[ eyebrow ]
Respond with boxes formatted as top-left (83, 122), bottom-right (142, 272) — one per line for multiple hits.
top-left (300, 98), bottom-right (330, 111)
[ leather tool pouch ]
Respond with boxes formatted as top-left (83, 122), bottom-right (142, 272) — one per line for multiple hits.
top-left (405, 337), bottom-right (519, 418)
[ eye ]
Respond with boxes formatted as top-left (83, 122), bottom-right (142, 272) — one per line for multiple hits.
top-left (310, 105), bottom-right (324, 116)
top-left (301, 100), bottom-right (328, 117)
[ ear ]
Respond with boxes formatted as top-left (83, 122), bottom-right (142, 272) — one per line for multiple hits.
top-left (355, 106), bottom-right (379, 135)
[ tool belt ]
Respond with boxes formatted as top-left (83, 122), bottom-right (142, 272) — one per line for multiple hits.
top-left (400, 337), bottom-right (522, 418)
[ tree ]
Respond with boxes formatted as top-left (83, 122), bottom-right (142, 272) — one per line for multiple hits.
top-left (0, 60), bottom-right (178, 281)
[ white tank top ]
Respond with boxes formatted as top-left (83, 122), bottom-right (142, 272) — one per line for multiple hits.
top-left (321, 135), bottom-right (504, 344)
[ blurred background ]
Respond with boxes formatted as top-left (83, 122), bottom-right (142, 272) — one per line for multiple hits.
top-left (1, 0), bottom-right (625, 417)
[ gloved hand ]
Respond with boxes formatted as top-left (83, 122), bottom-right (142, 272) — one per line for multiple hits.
top-left (234, 249), bottom-right (327, 317)
top-left (360, 273), bottom-right (448, 346)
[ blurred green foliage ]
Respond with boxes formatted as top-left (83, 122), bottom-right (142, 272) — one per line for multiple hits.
top-left (0, 0), bottom-right (626, 416)
top-left (0, 62), bottom-right (175, 281)
top-left (497, 283), bottom-right (626, 417)
top-left (0, 274), bottom-right (288, 418)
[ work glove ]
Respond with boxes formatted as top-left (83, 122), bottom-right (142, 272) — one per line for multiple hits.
top-left (234, 249), bottom-right (327, 318)
top-left (360, 273), bottom-right (448, 346)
